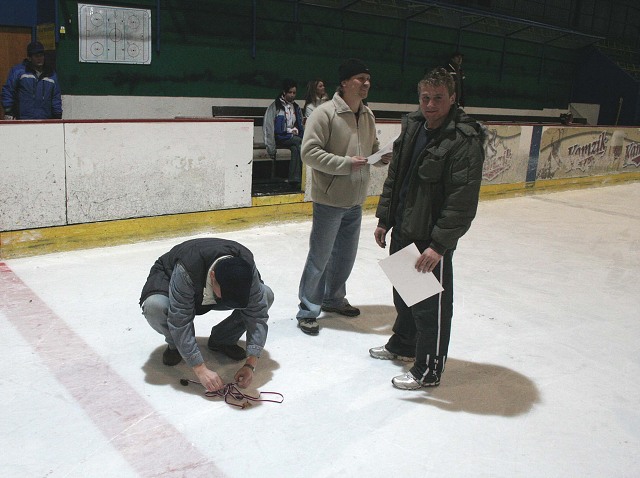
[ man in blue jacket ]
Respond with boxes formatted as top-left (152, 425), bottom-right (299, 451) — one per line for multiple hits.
top-left (2, 41), bottom-right (62, 120)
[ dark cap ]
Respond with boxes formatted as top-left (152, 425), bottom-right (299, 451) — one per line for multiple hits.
top-left (27, 41), bottom-right (45, 56)
top-left (338, 58), bottom-right (370, 82)
top-left (451, 51), bottom-right (464, 58)
top-left (214, 257), bottom-right (253, 309)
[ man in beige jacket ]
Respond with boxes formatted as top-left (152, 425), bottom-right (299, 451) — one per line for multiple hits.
top-left (295, 58), bottom-right (389, 335)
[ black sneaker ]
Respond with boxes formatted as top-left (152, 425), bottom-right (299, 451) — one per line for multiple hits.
top-left (298, 318), bottom-right (319, 335)
top-left (162, 345), bottom-right (182, 366)
top-left (207, 341), bottom-right (247, 361)
top-left (321, 301), bottom-right (360, 317)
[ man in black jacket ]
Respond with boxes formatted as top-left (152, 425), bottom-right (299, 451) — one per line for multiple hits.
top-left (371, 68), bottom-right (485, 389)
top-left (140, 238), bottom-right (273, 392)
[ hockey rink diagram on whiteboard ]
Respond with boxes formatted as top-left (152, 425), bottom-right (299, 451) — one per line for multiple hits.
top-left (78, 3), bottom-right (151, 64)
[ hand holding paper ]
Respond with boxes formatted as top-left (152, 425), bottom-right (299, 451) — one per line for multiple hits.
top-left (379, 244), bottom-right (443, 307)
top-left (367, 135), bottom-right (398, 165)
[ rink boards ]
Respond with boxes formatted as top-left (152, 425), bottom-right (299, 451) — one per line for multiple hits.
top-left (1, 119), bottom-right (639, 258)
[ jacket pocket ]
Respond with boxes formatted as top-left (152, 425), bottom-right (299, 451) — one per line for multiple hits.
top-left (316, 171), bottom-right (336, 195)
top-left (417, 157), bottom-right (445, 182)
top-left (451, 162), bottom-right (469, 185)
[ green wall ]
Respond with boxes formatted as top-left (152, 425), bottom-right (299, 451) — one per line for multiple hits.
top-left (56, 0), bottom-right (579, 108)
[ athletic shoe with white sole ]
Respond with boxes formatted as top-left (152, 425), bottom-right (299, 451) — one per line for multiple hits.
top-left (391, 371), bottom-right (440, 390)
top-left (369, 345), bottom-right (414, 362)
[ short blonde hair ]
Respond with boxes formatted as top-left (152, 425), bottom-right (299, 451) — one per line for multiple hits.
top-left (418, 68), bottom-right (455, 96)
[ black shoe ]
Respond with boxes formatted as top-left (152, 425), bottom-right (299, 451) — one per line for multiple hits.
top-left (298, 318), bottom-right (319, 335)
top-left (207, 341), bottom-right (247, 361)
top-left (321, 301), bottom-right (360, 317)
top-left (162, 345), bottom-right (182, 366)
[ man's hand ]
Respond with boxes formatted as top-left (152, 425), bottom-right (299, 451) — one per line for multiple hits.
top-left (374, 226), bottom-right (388, 248)
top-left (235, 356), bottom-right (257, 388)
top-left (380, 152), bottom-right (392, 164)
top-left (193, 363), bottom-right (224, 392)
top-left (351, 155), bottom-right (368, 171)
top-left (234, 365), bottom-right (254, 388)
top-left (415, 247), bottom-right (442, 273)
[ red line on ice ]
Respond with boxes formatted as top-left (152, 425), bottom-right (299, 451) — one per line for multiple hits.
top-left (0, 262), bottom-right (225, 477)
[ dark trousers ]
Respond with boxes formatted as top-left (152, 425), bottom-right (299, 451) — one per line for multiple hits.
top-left (277, 135), bottom-right (302, 183)
top-left (385, 232), bottom-right (454, 378)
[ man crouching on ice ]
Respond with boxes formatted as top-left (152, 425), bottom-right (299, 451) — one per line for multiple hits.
top-left (140, 238), bottom-right (273, 391)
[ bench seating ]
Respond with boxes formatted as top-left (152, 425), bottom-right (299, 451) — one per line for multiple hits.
top-left (213, 105), bottom-right (586, 127)
top-left (211, 104), bottom-right (413, 158)
top-left (212, 105), bottom-right (287, 151)
top-left (213, 104), bottom-right (584, 186)
top-left (212, 106), bottom-right (292, 180)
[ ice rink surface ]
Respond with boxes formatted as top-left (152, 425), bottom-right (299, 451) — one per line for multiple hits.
top-left (1, 182), bottom-right (639, 478)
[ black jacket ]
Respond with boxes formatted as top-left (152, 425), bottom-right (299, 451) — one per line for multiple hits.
top-left (139, 238), bottom-right (256, 314)
top-left (376, 106), bottom-right (485, 253)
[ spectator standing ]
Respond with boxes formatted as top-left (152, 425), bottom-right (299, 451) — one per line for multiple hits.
top-left (263, 79), bottom-right (305, 188)
top-left (371, 68), bottom-right (485, 389)
top-left (446, 51), bottom-right (465, 107)
top-left (140, 238), bottom-right (274, 391)
top-left (296, 58), bottom-right (389, 336)
top-left (2, 41), bottom-right (62, 120)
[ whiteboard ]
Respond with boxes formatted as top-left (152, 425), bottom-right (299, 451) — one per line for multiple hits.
top-left (78, 3), bottom-right (151, 64)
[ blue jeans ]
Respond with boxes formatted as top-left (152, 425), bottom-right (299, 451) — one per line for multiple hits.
top-left (277, 135), bottom-right (302, 183)
top-left (142, 283), bottom-right (274, 363)
top-left (297, 203), bottom-right (362, 320)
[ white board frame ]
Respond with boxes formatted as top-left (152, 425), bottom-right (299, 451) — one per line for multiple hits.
top-left (78, 3), bottom-right (152, 64)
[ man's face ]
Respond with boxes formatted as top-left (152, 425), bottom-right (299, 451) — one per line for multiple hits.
top-left (419, 84), bottom-right (455, 129)
top-left (284, 87), bottom-right (296, 103)
top-left (29, 52), bottom-right (45, 69)
top-left (341, 74), bottom-right (371, 100)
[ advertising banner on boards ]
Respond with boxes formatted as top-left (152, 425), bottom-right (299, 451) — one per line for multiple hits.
top-left (538, 127), bottom-right (640, 180)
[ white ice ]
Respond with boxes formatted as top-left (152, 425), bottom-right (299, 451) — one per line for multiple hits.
top-left (1, 182), bottom-right (639, 478)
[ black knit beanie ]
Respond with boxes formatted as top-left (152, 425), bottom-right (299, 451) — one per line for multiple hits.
top-left (338, 58), bottom-right (370, 82)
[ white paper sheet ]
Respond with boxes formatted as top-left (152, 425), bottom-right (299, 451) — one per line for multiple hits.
top-left (367, 135), bottom-right (398, 165)
top-left (379, 243), bottom-right (444, 306)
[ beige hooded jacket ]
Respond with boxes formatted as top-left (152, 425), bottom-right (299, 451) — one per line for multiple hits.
top-left (301, 92), bottom-right (380, 207)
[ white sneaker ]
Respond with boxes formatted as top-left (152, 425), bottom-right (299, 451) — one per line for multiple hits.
top-left (369, 345), bottom-right (414, 362)
top-left (392, 371), bottom-right (440, 390)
